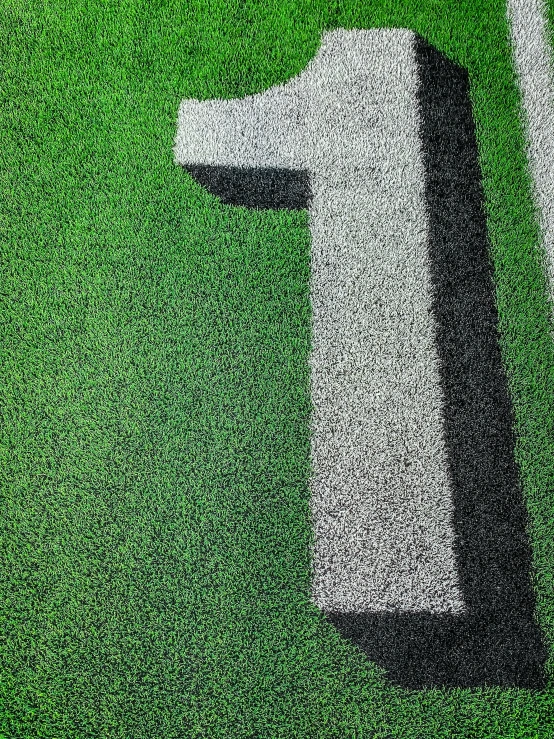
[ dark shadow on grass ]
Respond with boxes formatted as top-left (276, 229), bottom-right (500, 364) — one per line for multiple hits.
top-left (329, 35), bottom-right (546, 689)
top-left (182, 165), bottom-right (311, 210)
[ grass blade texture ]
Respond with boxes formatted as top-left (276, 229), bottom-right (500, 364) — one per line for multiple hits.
top-left (1, 1), bottom-right (554, 737)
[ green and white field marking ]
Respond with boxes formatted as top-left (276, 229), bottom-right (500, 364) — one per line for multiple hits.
top-left (175, 27), bottom-right (545, 687)
top-left (3, 0), bottom-right (554, 735)
top-left (508, 0), bottom-right (554, 307)
top-left (176, 29), bottom-right (463, 616)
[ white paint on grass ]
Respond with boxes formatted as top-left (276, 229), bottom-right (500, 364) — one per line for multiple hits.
top-left (174, 29), bottom-right (464, 613)
top-left (508, 0), bottom-right (554, 305)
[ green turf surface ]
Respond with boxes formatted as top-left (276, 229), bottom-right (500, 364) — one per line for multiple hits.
top-left (2, 0), bottom-right (554, 736)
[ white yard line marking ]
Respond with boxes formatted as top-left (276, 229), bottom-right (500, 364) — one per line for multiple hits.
top-left (508, 0), bottom-right (554, 306)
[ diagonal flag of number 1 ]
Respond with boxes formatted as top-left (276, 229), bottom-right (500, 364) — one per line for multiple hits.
top-left (174, 28), bottom-right (546, 688)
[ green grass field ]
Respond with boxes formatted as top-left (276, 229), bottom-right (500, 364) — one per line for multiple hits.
top-left (2, 1), bottom-right (554, 736)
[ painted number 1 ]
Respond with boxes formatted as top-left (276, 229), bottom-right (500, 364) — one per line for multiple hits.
top-left (174, 29), bottom-right (545, 688)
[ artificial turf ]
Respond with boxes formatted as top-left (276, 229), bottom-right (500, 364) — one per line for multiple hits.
top-left (1, 0), bottom-right (554, 736)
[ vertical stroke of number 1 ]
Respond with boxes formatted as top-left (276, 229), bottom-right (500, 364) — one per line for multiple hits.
top-left (174, 29), bottom-right (545, 687)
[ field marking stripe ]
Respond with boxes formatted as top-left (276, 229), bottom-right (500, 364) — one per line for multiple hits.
top-left (508, 0), bottom-right (554, 305)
